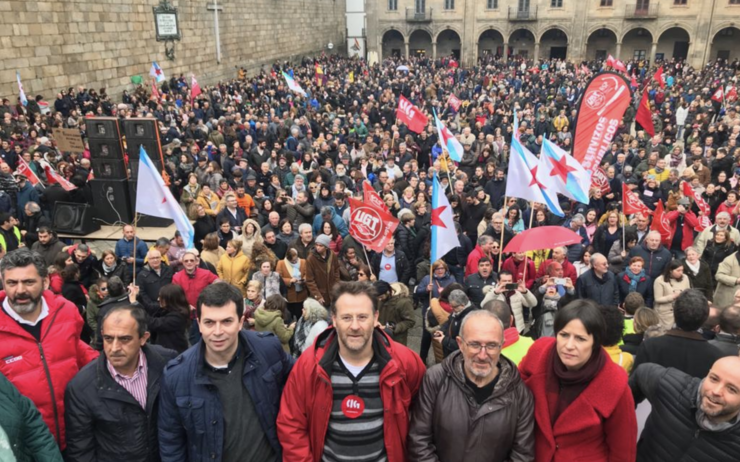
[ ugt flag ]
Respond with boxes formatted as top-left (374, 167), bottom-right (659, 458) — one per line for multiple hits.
top-left (433, 109), bottom-right (464, 162)
top-left (431, 173), bottom-right (460, 263)
top-left (149, 62), bottom-right (165, 83)
top-left (348, 197), bottom-right (398, 253)
top-left (396, 95), bottom-right (428, 134)
top-left (362, 181), bottom-right (389, 212)
top-left (43, 163), bottom-right (76, 191)
top-left (622, 183), bottom-right (651, 216)
top-left (282, 71), bottom-right (307, 97)
top-left (650, 200), bottom-right (673, 246)
top-left (136, 146), bottom-right (195, 248)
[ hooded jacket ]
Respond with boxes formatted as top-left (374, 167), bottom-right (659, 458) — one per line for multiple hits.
top-left (254, 308), bottom-right (294, 352)
top-left (0, 290), bottom-right (99, 449)
top-left (276, 327), bottom-right (425, 462)
top-left (407, 352), bottom-right (535, 462)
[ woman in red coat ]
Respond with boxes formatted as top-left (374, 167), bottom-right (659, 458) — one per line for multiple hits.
top-left (519, 299), bottom-right (637, 462)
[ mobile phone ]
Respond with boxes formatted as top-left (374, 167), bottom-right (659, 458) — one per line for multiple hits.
top-left (554, 277), bottom-right (566, 285)
top-left (505, 283), bottom-right (519, 291)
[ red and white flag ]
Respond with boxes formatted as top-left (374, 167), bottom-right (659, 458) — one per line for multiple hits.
top-left (682, 181), bottom-right (711, 217)
top-left (362, 181), bottom-right (389, 212)
top-left (650, 201), bottom-right (673, 247)
top-left (590, 167), bottom-right (611, 195)
top-left (396, 95), bottom-right (428, 134)
top-left (43, 164), bottom-right (77, 191)
top-left (447, 94), bottom-right (462, 112)
top-left (191, 74), bottom-right (202, 104)
top-left (726, 86), bottom-right (738, 102)
top-left (712, 87), bottom-right (724, 103)
top-left (622, 183), bottom-right (651, 216)
top-left (630, 74), bottom-right (638, 88)
top-left (348, 197), bottom-right (398, 252)
top-left (15, 158), bottom-right (40, 186)
top-left (151, 82), bottom-right (160, 100)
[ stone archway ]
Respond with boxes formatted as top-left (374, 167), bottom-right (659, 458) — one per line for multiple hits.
top-left (586, 27), bottom-right (618, 61)
top-left (478, 28), bottom-right (505, 59)
top-left (657, 27), bottom-right (691, 62)
top-left (621, 27), bottom-right (654, 62)
top-left (711, 27), bottom-right (740, 62)
top-left (436, 29), bottom-right (462, 60)
top-left (381, 29), bottom-right (405, 59)
top-left (539, 27), bottom-right (568, 60)
top-left (508, 28), bottom-right (536, 59)
top-left (408, 29), bottom-right (433, 57)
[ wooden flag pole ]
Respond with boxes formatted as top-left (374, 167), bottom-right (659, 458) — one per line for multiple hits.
top-left (132, 214), bottom-right (139, 286)
top-left (498, 197), bottom-right (507, 272)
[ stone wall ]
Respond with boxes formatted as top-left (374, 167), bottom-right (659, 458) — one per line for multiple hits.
top-left (0, 0), bottom-right (346, 101)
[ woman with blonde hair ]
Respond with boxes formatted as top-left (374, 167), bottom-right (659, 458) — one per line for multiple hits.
top-left (216, 238), bottom-right (250, 297)
top-left (200, 232), bottom-right (225, 268)
top-left (244, 280), bottom-right (264, 329)
top-left (293, 298), bottom-right (329, 355)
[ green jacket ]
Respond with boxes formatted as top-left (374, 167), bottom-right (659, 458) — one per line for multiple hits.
top-left (254, 308), bottom-right (294, 352)
top-left (378, 295), bottom-right (416, 346)
top-left (0, 372), bottom-right (63, 462)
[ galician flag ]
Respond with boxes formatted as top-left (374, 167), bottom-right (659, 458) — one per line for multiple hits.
top-left (149, 62), bottom-right (165, 83)
top-left (433, 109), bottom-right (464, 162)
top-left (506, 111), bottom-right (563, 216)
top-left (431, 173), bottom-right (460, 263)
top-left (282, 71), bottom-right (307, 97)
top-left (540, 139), bottom-right (592, 204)
top-left (136, 146), bottom-right (195, 248)
top-left (16, 71), bottom-right (27, 107)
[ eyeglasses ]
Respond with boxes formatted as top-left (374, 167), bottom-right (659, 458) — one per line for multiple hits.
top-left (460, 339), bottom-right (502, 354)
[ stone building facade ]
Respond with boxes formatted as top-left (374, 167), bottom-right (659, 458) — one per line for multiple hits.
top-left (1, 0), bottom-right (346, 101)
top-left (367, 0), bottom-right (740, 67)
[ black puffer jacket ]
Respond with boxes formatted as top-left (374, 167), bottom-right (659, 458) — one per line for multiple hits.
top-left (64, 344), bottom-right (178, 462)
top-left (407, 352), bottom-right (535, 462)
top-left (630, 363), bottom-right (740, 462)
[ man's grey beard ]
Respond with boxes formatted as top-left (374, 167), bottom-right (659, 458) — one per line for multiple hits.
top-left (10, 301), bottom-right (37, 314)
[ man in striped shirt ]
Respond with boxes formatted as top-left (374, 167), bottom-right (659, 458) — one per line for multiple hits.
top-left (64, 305), bottom-right (178, 461)
top-left (278, 281), bottom-right (426, 461)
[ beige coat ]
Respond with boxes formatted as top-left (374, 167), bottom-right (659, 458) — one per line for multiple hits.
top-left (714, 252), bottom-right (740, 309)
top-left (653, 276), bottom-right (692, 329)
top-left (482, 288), bottom-right (537, 333)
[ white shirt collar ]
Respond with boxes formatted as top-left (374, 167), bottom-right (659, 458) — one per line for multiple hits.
top-left (2, 296), bottom-right (49, 327)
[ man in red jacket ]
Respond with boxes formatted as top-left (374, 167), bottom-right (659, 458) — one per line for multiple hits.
top-left (172, 249), bottom-right (220, 308)
top-left (0, 249), bottom-right (98, 450)
top-left (277, 281), bottom-right (425, 462)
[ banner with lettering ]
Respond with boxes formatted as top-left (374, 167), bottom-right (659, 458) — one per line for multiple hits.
top-left (396, 95), bottom-right (428, 134)
top-left (349, 197), bottom-right (398, 252)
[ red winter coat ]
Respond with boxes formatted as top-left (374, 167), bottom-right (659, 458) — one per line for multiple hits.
top-left (465, 244), bottom-right (489, 277)
top-left (502, 256), bottom-right (536, 289)
top-left (535, 258), bottom-right (578, 283)
top-left (0, 290), bottom-right (98, 449)
top-left (518, 337), bottom-right (637, 462)
top-left (172, 267), bottom-right (219, 307)
top-left (276, 327), bottom-right (425, 462)
top-left (666, 210), bottom-right (700, 251)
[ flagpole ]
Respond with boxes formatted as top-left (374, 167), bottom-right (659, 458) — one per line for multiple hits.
top-left (498, 196), bottom-right (507, 272)
top-left (132, 213), bottom-right (139, 286)
top-left (522, 201), bottom-right (535, 284)
top-left (361, 244), bottom-right (374, 279)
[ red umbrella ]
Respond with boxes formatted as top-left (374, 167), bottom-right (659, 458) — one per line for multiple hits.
top-left (503, 226), bottom-right (584, 254)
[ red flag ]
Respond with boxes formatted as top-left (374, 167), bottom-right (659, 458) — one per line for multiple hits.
top-left (151, 82), bottom-right (160, 100)
top-left (348, 197), bottom-right (399, 252)
top-left (44, 164), bottom-right (77, 191)
top-left (653, 66), bottom-right (665, 89)
top-left (606, 55), bottom-right (616, 68)
top-left (614, 59), bottom-right (627, 73)
top-left (571, 72), bottom-right (632, 171)
top-left (15, 158), bottom-right (40, 186)
top-left (581, 65), bottom-right (590, 76)
top-left (630, 74), bottom-right (638, 88)
top-left (622, 183), bottom-right (651, 216)
top-left (650, 200), bottom-right (673, 246)
top-left (447, 94), bottom-right (462, 112)
top-left (635, 89), bottom-right (655, 136)
top-left (682, 181), bottom-right (710, 217)
top-left (711, 87), bottom-right (724, 103)
top-left (591, 167), bottom-right (611, 195)
top-left (396, 95), bottom-right (428, 134)
top-left (191, 74), bottom-right (202, 105)
top-left (362, 181), bottom-right (389, 212)
top-left (726, 86), bottom-right (738, 102)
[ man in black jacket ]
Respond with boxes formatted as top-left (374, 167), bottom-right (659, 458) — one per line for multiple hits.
top-left (634, 289), bottom-right (725, 379)
top-left (434, 290), bottom-right (477, 358)
top-left (630, 356), bottom-right (740, 462)
top-left (371, 238), bottom-right (412, 286)
top-left (65, 305), bottom-right (178, 462)
top-left (465, 257), bottom-right (497, 307)
top-left (136, 249), bottom-right (174, 314)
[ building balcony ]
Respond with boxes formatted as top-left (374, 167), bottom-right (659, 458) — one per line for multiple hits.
top-left (406, 8), bottom-right (432, 23)
top-left (625, 3), bottom-right (659, 19)
top-left (508, 7), bottom-right (537, 21)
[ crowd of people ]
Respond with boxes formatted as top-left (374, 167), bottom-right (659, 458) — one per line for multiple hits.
top-left (0, 51), bottom-right (739, 461)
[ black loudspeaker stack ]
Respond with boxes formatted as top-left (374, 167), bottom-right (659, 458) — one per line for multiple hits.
top-left (87, 117), bottom-right (168, 228)
top-left (52, 202), bottom-right (101, 235)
